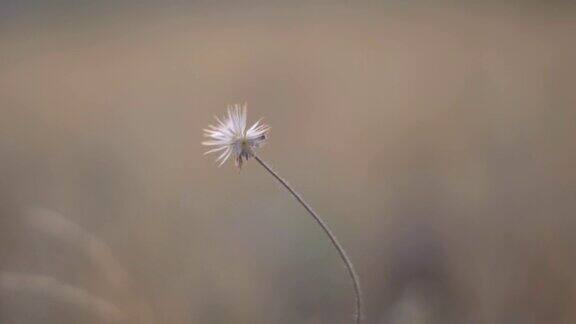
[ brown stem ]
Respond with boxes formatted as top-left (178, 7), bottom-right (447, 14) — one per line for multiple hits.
top-left (253, 154), bottom-right (362, 323)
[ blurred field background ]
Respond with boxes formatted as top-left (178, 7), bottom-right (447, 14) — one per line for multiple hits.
top-left (1, 1), bottom-right (575, 323)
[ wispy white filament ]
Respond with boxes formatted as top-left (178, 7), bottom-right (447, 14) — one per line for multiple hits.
top-left (203, 103), bottom-right (269, 168)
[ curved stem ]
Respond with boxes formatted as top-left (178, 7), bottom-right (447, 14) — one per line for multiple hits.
top-left (253, 155), bottom-right (362, 324)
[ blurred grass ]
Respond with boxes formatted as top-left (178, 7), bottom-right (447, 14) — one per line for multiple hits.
top-left (1, 1), bottom-right (575, 323)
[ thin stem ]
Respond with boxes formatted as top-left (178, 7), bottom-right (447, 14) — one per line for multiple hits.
top-left (253, 154), bottom-right (362, 324)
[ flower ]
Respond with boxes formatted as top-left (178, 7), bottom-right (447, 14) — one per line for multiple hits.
top-left (203, 103), bottom-right (270, 168)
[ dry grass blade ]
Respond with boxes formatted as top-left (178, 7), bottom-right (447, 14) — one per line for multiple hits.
top-left (0, 272), bottom-right (124, 323)
top-left (23, 207), bottom-right (131, 291)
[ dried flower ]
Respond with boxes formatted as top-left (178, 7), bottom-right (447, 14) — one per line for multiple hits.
top-left (202, 103), bottom-right (363, 323)
top-left (202, 103), bottom-right (270, 168)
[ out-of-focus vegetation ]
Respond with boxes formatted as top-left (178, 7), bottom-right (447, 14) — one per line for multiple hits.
top-left (1, 1), bottom-right (575, 323)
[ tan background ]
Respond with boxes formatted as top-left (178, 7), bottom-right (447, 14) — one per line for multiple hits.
top-left (1, 1), bottom-right (575, 323)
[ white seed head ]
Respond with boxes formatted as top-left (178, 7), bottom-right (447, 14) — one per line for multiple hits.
top-left (202, 103), bottom-right (270, 169)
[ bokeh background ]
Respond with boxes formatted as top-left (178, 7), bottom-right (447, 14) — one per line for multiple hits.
top-left (1, 1), bottom-right (575, 323)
